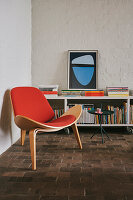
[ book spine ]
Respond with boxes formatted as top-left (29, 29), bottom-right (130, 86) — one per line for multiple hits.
top-left (131, 105), bottom-right (133, 124)
top-left (42, 91), bottom-right (58, 94)
top-left (85, 93), bottom-right (104, 96)
top-left (107, 87), bottom-right (128, 90)
top-left (108, 94), bottom-right (129, 97)
top-left (108, 92), bottom-right (129, 94)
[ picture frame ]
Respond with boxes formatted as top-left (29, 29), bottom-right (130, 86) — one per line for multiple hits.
top-left (68, 50), bottom-right (98, 90)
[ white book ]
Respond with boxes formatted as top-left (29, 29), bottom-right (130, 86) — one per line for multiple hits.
top-left (39, 85), bottom-right (59, 91)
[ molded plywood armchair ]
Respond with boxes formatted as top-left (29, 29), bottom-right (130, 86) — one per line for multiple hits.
top-left (10, 87), bottom-right (82, 170)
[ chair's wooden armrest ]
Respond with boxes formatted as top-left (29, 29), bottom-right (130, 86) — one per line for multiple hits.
top-left (62, 105), bottom-right (82, 122)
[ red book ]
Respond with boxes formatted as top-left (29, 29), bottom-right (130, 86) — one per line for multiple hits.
top-left (85, 92), bottom-right (104, 96)
top-left (41, 91), bottom-right (58, 94)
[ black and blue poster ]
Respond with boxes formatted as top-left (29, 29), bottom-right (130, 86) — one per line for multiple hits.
top-left (68, 50), bottom-right (98, 90)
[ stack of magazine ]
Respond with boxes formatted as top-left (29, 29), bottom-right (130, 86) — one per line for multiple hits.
top-left (39, 85), bottom-right (58, 97)
top-left (107, 87), bottom-right (129, 97)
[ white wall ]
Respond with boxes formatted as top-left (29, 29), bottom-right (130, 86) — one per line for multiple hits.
top-left (32, 0), bottom-right (133, 91)
top-left (0, 0), bottom-right (31, 154)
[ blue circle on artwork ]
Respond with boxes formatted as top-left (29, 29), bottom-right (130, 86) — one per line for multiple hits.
top-left (72, 67), bottom-right (94, 86)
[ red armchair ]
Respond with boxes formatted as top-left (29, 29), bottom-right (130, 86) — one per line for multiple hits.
top-left (10, 87), bottom-right (82, 170)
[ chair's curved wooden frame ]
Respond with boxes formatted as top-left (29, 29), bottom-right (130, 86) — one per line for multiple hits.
top-left (10, 93), bottom-right (82, 170)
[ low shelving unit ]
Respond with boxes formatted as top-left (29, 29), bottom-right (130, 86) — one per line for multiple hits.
top-left (47, 96), bottom-right (133, 129)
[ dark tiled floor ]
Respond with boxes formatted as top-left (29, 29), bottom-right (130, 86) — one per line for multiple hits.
top-left (0, 128), bottom-right (133, 200)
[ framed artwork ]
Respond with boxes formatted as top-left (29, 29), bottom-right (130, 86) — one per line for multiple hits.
top-left (68, 50), bottom-right (98, 90)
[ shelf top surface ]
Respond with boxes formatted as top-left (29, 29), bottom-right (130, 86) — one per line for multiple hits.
top-left (46, 95), bottom-right (133, 100)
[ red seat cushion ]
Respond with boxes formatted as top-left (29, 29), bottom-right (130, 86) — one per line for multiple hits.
top-left (44, 115), bottom-right (76, 127)
top-left (11, 87), bottom-right (55, 123)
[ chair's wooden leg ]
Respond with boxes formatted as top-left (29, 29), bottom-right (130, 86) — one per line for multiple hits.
top-left (71, 123), bottom-right (82, 149)
top-left (21, 130), bottom-right (26, 146)
top-left (29, 130), bottom-right (36, 170)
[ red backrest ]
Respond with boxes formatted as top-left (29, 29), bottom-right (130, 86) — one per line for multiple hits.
top-left (11, 87), bottom-right (55, 123)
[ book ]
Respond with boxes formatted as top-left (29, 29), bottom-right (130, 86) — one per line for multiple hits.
top-left (61, 90), bottom-right (82, 96)
top-left (129, 105), bottom-right (133, 124)
top-left (41, 91), bottom-right (58, 94)
top-left (108, 93), bottom-right (129, 97)
top-left (85, 92), bottom-right (104, 96)
top-left (85, 90), bottom-right (104, 96)
top-left (107, 87), bottom-right (128, 90)
top-left (39, 85), bottom-right (59, 91)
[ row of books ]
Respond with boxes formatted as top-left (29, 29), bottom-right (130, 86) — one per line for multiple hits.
top-left (68, 103), bottom-right (127, 124)
top-left (107, 87), bottom-right (129, 97)
top-left (53, 105), bottom-right (95, 123)
top-left (52, 103), bottom-right (129, 124)
top-left (39, 85), bottom-right (130, 97)
top-left (53, 109), bottom-right (64, 119)
top-left (130, 105), bottom-right (133, 124)
top-left (68, 104), bottom-right (95, 124)
top-left (95, 105), bottom-right (127, 124)
top-left (61, 90), bottom-right (104, 97)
